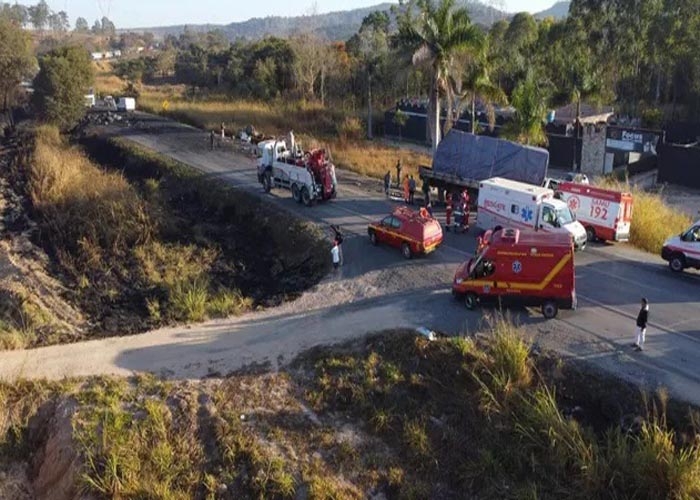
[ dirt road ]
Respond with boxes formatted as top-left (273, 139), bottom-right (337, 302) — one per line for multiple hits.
top-left (1, 114), bottom-right (699, 406)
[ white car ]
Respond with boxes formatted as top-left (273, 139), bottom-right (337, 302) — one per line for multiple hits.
top-left (662, 220), bottom-right (700, 272)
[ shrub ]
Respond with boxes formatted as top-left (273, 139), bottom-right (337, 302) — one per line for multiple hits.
top-left (597, 180), bottom-right (692, 253)
top-left (336, 116), bottom-right (363, 142)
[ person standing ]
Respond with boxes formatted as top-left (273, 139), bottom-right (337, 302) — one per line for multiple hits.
top-left (408, 175), bottom-right (416, 205)
top-left (445, 192), bottom-right (453, 231)
top-left (634, 298), bottom-right (649, 351)
top-left (210, 130), bottom-right (215, 150)
top-left (331, 240), bottom-right (341, 270)
top-left (396, 159), bottom-right (402, 188)
top-left (384, 170), bottom-right (391, 197)
top-left (331, 224), bottom-right (344, 265)
top-left (220, 122), bottom-right (226, 139)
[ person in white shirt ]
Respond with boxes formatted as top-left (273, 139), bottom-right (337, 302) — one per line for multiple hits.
top-left (331, 241), bottom-right (340, 270)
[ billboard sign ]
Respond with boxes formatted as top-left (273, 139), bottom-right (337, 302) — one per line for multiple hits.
top-left (605, 126), bottom-right (663, 155)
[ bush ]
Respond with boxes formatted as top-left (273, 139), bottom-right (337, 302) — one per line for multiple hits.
top-left (597, 179), bottom-right (692, 253)
top-left (336, 116), bottom-right (363, 142)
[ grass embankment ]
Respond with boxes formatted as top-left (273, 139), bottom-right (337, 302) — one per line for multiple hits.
top-left (1, 126), bottom-right (328, 348)
top-left (598, 179), bottom-right (692, 253)
top-left (1, 321), bottom-right (699, 498)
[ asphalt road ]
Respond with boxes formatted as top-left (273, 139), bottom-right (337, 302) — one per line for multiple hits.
top-left (1, 114), bottom-right (699, 406)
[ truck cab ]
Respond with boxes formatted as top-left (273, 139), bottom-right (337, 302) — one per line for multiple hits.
top-left (662, 220), bottom-right (700, 272)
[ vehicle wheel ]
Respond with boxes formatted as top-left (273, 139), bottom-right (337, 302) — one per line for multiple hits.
top-left (262, 172), bottom-right (272, 193)
top-left (369, 230), bottom-right (378, 246)
top-left (401, 242), bottom-right (412, 259)
top-left (542, 301), bottom-right (558, 319)
top-left (586, 226), bottom-right (596, 243)
top-left (301, 187), bottom-right (312, 206)
top-left (669, 254), bottom-right (686, 273)
top-left (464, 292), bottom-right (478, 310)
top-left (291, 184), bottom-right (301, 203)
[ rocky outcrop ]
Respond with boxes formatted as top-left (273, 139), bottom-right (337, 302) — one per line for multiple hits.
top-left (27, 398), bottom-right (85, 500)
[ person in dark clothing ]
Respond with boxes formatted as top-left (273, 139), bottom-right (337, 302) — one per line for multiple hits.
top-left (408, 175), bottom-right (416, 205)
top-left (422, 178), bottom-right (430, 205)
top-left (210, 130), bottom-right (215, 150)
top-left (384, 171), bottom-right (391, 197)
top-left (395, 159), bottom-right (402, 188)
top-left (633, 298), bottom-right (649, 351)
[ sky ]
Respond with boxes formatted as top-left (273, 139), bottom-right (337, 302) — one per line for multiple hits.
top-left (24, 0), bottom-right (558, 29)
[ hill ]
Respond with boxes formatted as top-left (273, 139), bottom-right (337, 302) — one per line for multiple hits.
top-left (534, 1), bottom-right (571, 19)
top-left (125, 1), bottom-right (569, 42)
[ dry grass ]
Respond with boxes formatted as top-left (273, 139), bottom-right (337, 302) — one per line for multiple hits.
top-left (135, 85), bottom-right (431, 180)
top-left (597, 179), bottom-right (692, 253)
top-left (93, 60), bottom-right (124, 96)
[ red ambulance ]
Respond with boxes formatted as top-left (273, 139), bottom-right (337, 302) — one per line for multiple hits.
top-left (554, 182), bottom-right (633, 243)
top-left (452, 228), bottom-right (576, 319)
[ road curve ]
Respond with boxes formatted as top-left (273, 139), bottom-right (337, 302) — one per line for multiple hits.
top-left (1, 114), bottom-right (699, 407)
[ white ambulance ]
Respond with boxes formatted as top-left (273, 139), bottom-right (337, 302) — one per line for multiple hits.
top-left (476, 177), bottom-right (588, 250)
top-left (662, 220), bottom-right (700, 272)
top-left (554, 182), bottom-right (633, 243)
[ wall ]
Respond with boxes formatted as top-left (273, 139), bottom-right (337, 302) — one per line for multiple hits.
top-left (580, 124), bottom-right (607, 175)
top-left (657, 143), bottom-right (700, 188)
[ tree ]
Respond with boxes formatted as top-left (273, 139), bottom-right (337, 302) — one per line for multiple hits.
top-left (0, 17), bottom-right (35, 125)
top-left (48, 11), bottom-right (69, 33)
top-left (101, 16), bottom-right (115, 35)
top-left (74, 16), bottom-right (88, 33)
top-left (91, 19), bottom-right (101, 34)
top-left (32, 46), bottom-right (95, 130)
top-left (114, 58), bottom-right (146, 85)
top-left (502, 70), bottom-right (550, 146)
top-left (348, 13), bottom-right (390, 139)
top-left (290, 33), bottom-right (324, 100)
top-left (28, 0), bottom-right (50, 32)
top-left (393, 109), bottom-right (409, 139)
top-left (0, 3), bottom-right (28, 26)
top-left (398, 0), bottom-right (483, 151)
top-left (457, 43), bottom-right (507, 134)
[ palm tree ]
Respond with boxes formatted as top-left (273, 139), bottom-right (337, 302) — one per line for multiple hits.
top-left (502, 70), bottom-right (550, 146)
top-left (399, 0), bottom-right (483, 152)
top-left (454, 43), bottom-right (507, 134)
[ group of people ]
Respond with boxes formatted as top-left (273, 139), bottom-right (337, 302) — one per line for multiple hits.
top-left (445, 189), bottom-right (470, 232)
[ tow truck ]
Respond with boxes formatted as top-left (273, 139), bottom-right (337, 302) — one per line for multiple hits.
top-left (257, 133), bottom-right (337, 206)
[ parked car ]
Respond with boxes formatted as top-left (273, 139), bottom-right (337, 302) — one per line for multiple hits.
top-left (367, 206), bottom-right (443, 259)
top-left (542, 173), bottom-right (590, 191)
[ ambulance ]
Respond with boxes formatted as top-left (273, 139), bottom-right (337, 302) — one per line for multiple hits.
top-left (452, 228), bottom-right (576, 319)
top-left (554, 182), bottom-right (633, 243)
top-left (661, 220), bottom-right (700, 272)
top-left (476, 178), bottom-right (588, 250)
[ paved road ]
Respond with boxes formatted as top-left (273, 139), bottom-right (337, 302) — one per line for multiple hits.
top-left (1, 114), bottom-right (699, 406)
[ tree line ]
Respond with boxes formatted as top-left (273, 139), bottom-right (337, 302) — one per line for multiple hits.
top-left (0, 1), bottom-right (116, 35)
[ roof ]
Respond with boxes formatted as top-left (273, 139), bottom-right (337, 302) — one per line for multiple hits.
top-left (481, 177), bottom-right (552, 197)
top-left (491, 228), bottom-right (572, 248)
top-left (552, 103), bottom-right (615, 125)
top-left (392, 206), bottom-right (433, 223)
top-left (558, 182), bottom-right (631, 201)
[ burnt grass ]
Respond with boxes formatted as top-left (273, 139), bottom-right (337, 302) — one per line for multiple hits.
top-left (8, 130), bottom-right (329, 340)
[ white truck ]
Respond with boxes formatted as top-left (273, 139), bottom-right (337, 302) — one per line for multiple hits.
top-left (256, 134), bottom-right (337, 206)
top-left (476, 177), bottom-right (588, 250)
top-left (662, 220), bottom-right (700, 272)
top-left (116, 97), bottom-right (136, 112)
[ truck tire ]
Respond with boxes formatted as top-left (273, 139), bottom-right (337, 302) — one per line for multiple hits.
top-left (464, 292), bottom-right (478, 310)
top-left (669, 254), bottom-right (686, 273)
top-left (401, 242), bottom-right (412, 259)
top-left (542, 301), bottom-right (558, 319)
top-left (368, 229), bottom-right (378, 246)
top-left (585, 226), bottom-right (596, 243)
top-left (291, 184), bottom-right (301, 203)
top-left (262, 172), bottom-right (272, 193)
top-left (301, 187), bottom-right (312, 206)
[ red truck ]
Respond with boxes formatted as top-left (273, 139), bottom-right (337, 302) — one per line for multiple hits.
top-left (452, 228), bottom-right (576, 319)
top-left (368, 206), bottom-right (443, 259)
top-left (554, 182), bottom-right (633, 243)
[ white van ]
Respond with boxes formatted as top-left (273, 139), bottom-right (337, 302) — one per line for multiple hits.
top-left (662, 220), bottom-right (700, 272)
top-left (476, 177), bottom-right (588, 250)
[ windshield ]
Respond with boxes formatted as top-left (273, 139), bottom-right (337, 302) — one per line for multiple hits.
top-left (556, 207), bottom-right (575, 225)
